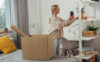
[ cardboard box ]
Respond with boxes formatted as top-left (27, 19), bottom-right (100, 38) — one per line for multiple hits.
top-left (10, 25), bottom-right (54, 60)
top-left (21, 35), bottom-right (54, 60)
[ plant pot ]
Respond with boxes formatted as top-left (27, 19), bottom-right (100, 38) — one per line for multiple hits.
top-left (81, 14), bottom-right (85, 20)
top-left (82, 30), bottom-right (96, 37)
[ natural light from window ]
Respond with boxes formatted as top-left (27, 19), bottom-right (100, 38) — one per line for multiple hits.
top-left (0, 0), bottom-right (6, 29)
top-left (0, 0), bottom-right (5, 7)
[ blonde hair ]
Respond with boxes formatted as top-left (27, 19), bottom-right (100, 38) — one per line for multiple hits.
top-left (51, 5), bottom-right (58, 15)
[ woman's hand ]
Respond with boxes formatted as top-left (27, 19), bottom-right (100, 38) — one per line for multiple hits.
top-left (69, 17), bottom-right (78, 21)
top-left (69, 16), bottom-right (74, 20)
top-left (74, 17), bottom-right (79, 20)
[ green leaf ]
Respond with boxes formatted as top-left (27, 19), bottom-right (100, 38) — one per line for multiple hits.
top-left (86, 25), bottom-right (99, 31)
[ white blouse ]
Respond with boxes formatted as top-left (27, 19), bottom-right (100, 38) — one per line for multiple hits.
top-left (49, 15), bottom-right (75, 38)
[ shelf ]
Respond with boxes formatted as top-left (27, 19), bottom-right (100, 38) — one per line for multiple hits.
top-left (64, 34), bottom-right (98, 41)
top-left (82, 1), bottom-right (100, 7)
top-left (82, 1), bottom-right (100, 5)
top-left (82, 19), bottom-right (100, 22)
top-left (82, 36), bottom-right (98, 41)
top-left (75, 1), bottom-right (100, 4)
top-left (82, 19), bottom-right (96, 21)
top-left (75, 0), bottom-right (100, 62)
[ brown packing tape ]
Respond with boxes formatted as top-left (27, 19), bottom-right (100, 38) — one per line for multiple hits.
top-left (11, 25), bottom-right (27, 37)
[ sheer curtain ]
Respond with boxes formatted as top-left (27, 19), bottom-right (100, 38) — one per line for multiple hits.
top-left (10, 0), bottom-right (29, 49)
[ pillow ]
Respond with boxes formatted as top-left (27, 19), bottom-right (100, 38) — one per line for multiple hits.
top-left (0, 36), bottom-right (17, 54)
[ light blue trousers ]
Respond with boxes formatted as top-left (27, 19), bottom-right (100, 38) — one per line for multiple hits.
top-left (54, 38), bottom-right (61, 55)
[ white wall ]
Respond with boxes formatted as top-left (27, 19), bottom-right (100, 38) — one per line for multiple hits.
top-left (27, 0), bottom-right (41, 34)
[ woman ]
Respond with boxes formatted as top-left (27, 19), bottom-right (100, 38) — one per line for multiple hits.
top-left (49, 5), bottom-right (78, 55)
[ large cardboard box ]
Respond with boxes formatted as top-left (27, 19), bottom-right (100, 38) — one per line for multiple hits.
top-left (21, 35), bottom-right (54, 60)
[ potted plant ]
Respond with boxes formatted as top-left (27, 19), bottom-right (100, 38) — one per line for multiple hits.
top-left (81, 8), bottom-right (85, 20)
top-left (82, 25), bottom-right (99, 37)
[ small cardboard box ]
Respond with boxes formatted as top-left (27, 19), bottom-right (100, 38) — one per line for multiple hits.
top-left (21, 35), bottom-right (54, 60)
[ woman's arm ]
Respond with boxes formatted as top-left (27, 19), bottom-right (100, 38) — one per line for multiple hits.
top-left (59, 17), bottom-right (78, 28)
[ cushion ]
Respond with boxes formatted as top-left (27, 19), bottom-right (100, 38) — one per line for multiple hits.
top-left (0, 36), bottom-right (17, 54)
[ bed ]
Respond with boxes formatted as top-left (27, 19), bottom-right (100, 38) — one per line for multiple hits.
top-left (0, 49), bottom-right (79, 62)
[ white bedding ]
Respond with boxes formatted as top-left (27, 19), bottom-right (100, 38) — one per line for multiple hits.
top-left (0, 50), bottom-right (78, 62)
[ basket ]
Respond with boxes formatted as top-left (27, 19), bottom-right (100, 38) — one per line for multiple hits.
top-left (82, 30), bottom-right (96, 37)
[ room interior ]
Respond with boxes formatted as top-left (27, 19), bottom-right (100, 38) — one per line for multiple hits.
top-left (0, 0), bottom-right (100, 62)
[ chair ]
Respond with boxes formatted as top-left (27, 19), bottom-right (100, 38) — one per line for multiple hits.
top-left (60, 37), bottom-right (78, 57)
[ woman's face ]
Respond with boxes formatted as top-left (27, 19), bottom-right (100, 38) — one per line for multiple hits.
top-left (54, 6), bottom-right (60, 14)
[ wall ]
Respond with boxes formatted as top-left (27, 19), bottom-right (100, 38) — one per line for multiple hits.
top-left (27, 0), bottom-right (41, 34)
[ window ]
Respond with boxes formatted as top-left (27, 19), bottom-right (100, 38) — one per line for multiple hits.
top-left (0, 0), bottom-right (10, 29)
top-left (0, 0), bottom-right (6, 29)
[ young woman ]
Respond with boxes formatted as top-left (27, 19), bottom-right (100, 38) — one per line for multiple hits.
top-left (49, 5), bottom-right (78, 55)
